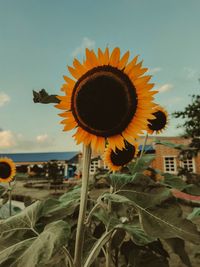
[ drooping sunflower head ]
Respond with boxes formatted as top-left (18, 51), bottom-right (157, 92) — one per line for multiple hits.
top-left (103, 141), bottom-right (139, 171)
top-left (0, 158), bottom-right (16, 183)
top-left (56, 47), bottom-right (157, 152)
top-left (147, 105), bottom-right (168, 134)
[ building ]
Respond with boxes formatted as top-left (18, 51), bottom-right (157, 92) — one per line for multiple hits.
top-left (147, 136), bottom-right (200, 174)
top-left (0, 151), bottom-right (81, 178)
top-left (90, 136), bottom-right (200, 175)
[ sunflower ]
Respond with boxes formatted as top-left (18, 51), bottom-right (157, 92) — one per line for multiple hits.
top-left (0, 158), bottom-right (16, 183)
top-left (147, 105), bottom-right (168, 134)
top-left (103, 141), bottom-right (139, 171)
top-left (56, 47), bottom-right (157, 152)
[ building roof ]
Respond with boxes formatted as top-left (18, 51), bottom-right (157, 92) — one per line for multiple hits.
top-left (0, 151), bottom-right (79, 164)
top-left (138, 145), bottom-right (154, 152)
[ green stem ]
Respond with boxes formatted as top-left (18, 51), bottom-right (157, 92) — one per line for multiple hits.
top-left (74, 145), bottom-right (92, 267)
top-left (9, 182), bottom-right (12, 217)
top-left (140, 132), bottom-right (148, 158)
top-left (106, 185), bottom-right (114, 267)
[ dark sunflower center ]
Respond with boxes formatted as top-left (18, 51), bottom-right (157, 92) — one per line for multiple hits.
top-left (148, 110), bottom-right (167, 131)
top-left (0, 162), bottom-right (12, 179)
top-left (72, 66), bottom-right (137, 137)
top-left (110, 143), bottom-right (136, 166)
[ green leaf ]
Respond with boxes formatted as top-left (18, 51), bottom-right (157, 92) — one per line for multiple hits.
top-left (0, 185), bottom-right (6, 197)
top-left (155, 140), bottom-right (187, 150)
top-left (84, 229), bottom-right (114, 267)
top-left (128, 154), bottom-right (155, 174)
top-left (161, 173), bottom-right (190, 191)
top-left (0, 196), bottom-right (76, 249)
top-left (108, 173), bottom-right (134, 189)
top-left (184, 184), bottom-right (200, 196)
top-left (121, 240), bottom-right (169, 267)
top-left (117, 223), bottom-right (155, 246)
top-left (117, 183), bottom-right (172, 209)
top-left (138, 202), bottom-right (200, 244)
top-left (92, 206), bottom-right (120, 230)
top-left (165, 238), bottom-right (192, 267)
top-left (0, 220), bottom-right (70, 267)
top-left (0, 204), bottom-right (21, 219)
top-left (0, 200), bottom-right (43, 249)
top-left (187, 207), bottom-right (200, 220)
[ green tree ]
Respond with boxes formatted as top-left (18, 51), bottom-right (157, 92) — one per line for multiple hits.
top-left (173, 94), bottom-right (200, 154)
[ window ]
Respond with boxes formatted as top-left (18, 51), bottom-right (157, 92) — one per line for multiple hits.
top-left (164, 157), bottom-right (177, 173)
top-left (181, 158), bottom-right (195, 172)
top-left (90, 159), bottom-right (100, 174)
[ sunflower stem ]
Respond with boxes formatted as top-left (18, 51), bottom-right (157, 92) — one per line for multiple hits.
top-left (106, 185), bottom-right (114, 267)
top-left (140, 132), bottom-right (148, 158)
top-left (9, 182), bottom-right (12, 217)
top-left (74, 144), bottom-right (92, 267)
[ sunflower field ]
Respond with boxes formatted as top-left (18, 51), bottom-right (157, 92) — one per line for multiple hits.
top-left (0, 48), bottom-right (200, 267)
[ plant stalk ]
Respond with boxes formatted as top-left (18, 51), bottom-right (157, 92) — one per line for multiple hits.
top-left (9, 182), bottom-right (12, 217)
top-left (74, 144), bottom-right (92, 267)
top-left (140, 132), bottom-right (148, 158)
top-left (106, 185), bottom-right (114, 267)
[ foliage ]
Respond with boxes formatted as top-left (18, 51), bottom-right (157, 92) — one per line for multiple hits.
top-left (173, 94), bottom-right (200, 142)
top-left (1, 155), bottom-right (200, 267)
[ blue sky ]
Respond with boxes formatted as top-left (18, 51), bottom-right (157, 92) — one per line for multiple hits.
top-left (0, 0), bottom-right (200, 152)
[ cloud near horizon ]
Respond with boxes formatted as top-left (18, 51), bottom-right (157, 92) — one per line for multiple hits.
top-left (149, 67), bottom-right (162, 74)
top-left (0, 92), bottom-right (10, 107)
top-left (0, 130), bottom-right (55, 152)
top-left (71, 37), bottom-right (95, 57)
top-left (156, 83), bottom-right (174, 93)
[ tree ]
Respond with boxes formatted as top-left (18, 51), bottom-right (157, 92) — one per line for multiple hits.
top-left (173, 94), bottom-right (200, 154)
top-left (173, 94), bottom-right (200, 184)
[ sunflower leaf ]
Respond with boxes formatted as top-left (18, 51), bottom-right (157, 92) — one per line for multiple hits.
top-left (117, 223), bottom-right (155, 246)
top-left (165, 238), bottom-right (192, 267)
top-left (138, 202), bottom-right (200, 244)
top-left (155, 140), bottom-right (188, 150)
top-left (161, 173), bottom-right (190, 191)
top-left (0, 185), bottom-right (5, 197)
top-left (128, 154), bottom-right (155, 174)
top-left (0, 220), bottom-right (70, 267)
top-left (187, 207), bottom-right (200, 220)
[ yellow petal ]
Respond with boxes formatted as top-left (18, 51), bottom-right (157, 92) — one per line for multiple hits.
top-left (124, 55), bottom-right (139, 74)
top-left (109, 47), bottom-right (120, 66)
top-left (103, 47), bottom-right (109, 65)
top-left (73, 58), bottom-right (87, 76)
top-left (98, 48), bottom-right (104, 65)
top-left (68, 66), bottom-right (81, 79)
top-left (108, 135), bottom-right (125, 152)
top-left (134, 75), bottom-right (152, 86)
top-left (118, 51), bottom-right (130, 69)
top-left (63, 75), bottom-right (76, 87)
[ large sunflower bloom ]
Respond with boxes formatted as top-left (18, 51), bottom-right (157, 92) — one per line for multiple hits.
top-left (0, 158), bottom-right (16, 183)
top-left (104, 141), bottom-right (139, 171)
top-left (147, 105), bottom-right (168, 134)
top-left (56, 47), bottom-right (157, 152)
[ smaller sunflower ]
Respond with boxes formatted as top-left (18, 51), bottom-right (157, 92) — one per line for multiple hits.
top-left (104, 141), bottom-right (139, 171)
top-left (0, 158), bottom-right (16, 183)
top-left (147, 106), bottom-right (168, 134)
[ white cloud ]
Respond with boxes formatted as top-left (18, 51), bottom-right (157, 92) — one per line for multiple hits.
top-left (0, 130), bottom-right (16, 148)
top-left (0, 130), bottom-right (55, 152)
top-left (149, 67), bottom-right (162, 74)
top-left (183, 67), bottom-right (198, 80)
top-left (72, 37), bottom-right (95, 57)
top-left (0, 92), bottom-right (10, 107)
top-left (36, 134), bottom-right (49, 143)
top-left (156, 83), bottom-right (173, 93)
